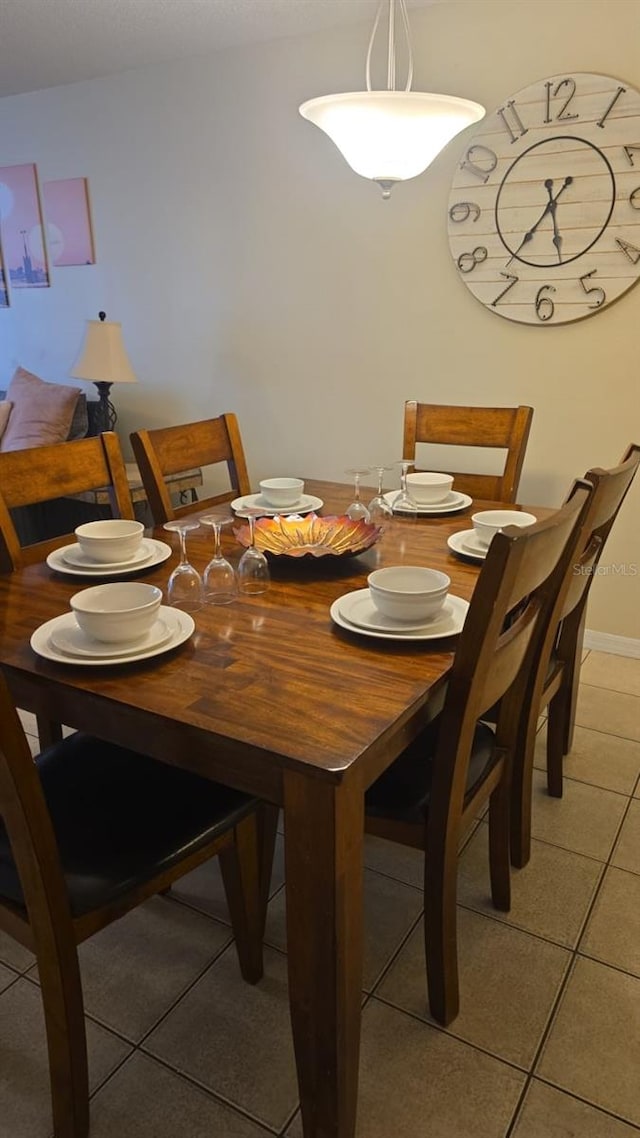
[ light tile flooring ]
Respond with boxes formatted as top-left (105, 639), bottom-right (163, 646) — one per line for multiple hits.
top-left (3, 649), bottom-right (640, 1137)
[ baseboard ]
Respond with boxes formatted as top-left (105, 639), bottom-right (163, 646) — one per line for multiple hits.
top-left (584, 630), bottom-right (640, 658)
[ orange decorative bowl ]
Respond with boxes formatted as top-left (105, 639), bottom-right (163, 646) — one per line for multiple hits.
top-left (233, 513), bottom-right (382, 559)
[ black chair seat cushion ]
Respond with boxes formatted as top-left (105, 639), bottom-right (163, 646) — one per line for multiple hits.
top-left (0, 733), bottom-right (258, 917)
top-left (365, 720), bottom-right (496, 825)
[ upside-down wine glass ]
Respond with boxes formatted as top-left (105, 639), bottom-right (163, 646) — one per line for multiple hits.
top-left (345, 467), bottom-right (371, 521)
top-left (200, 512), bottom-right (237, 605)
top-left (236, 509), bottom-right (270, 595)
top-left (367, 465), bottom-right (394, 524)
top-left (163, 519), bottom-right (204, 611)
top-left (393, 459), bottom-right (418, 514)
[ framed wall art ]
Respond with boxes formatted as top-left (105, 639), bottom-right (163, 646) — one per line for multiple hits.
top-left (42, 176), bottom-right (96, 266)
top-left (0, 163), bottom-right (50, 288)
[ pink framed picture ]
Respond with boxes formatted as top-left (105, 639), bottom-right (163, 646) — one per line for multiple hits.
top-left (42, 177), bottom-right (96, 266)
top-left (0, 163), bottom-right (50, 288)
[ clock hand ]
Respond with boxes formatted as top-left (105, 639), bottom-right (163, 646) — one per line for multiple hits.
top-left (506, 176), bottom-right (573, 265)
top-left (545, 180), bottom-right (564, 264)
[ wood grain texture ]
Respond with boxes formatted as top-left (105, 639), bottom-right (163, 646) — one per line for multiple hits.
top-left (0, 432), bottom-right (135, 572)
top-left (403, 402), bottom-right (533, 503)
top-left (0, 478), bottom-right (551, 1138)
top-left (130, 413), bottom-right (251, 524)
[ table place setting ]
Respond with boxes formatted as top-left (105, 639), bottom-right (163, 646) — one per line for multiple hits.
top-left (448, 508), bottom-right (538, 562)
top-left (330, 565), bottom-right (470, 642)
top-left (382, 468), bottom-right (472, 515)
top-left (46, 519), bottom-right (171, 577)
top-left (30, 581), bottom-right (195, 665)
top-left (231, 476), bottom-right (323, 517)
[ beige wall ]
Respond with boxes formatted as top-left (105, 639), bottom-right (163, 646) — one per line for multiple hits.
top-left (0, 0), bottom-right (638, 638)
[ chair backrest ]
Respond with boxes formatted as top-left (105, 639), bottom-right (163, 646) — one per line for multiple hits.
top-left (130, 414), bottom-right (251, 525)
top-left (0, 432), bottom-right (135, 571)
top-left (403, 402), bottom-right (533, 503)
top-left (430, 481), bottom-right (593, 822)
top-left (558, 443), bottom-right (640, 632)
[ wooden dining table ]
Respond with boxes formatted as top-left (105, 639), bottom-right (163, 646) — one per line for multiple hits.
top-left (0, 478), bottom-right (544, 1137)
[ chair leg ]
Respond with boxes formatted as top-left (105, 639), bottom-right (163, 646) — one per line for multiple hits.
top-left (37, 945), bottom-right (89, 1138)
top-left (546, 688), bottom-right (568, 798)
top-left (488, 773), bottom-right (511, 912)
top-left (257, 803), bottom-right (279, 936)
top-left (219, 811), bottom-right (264, 984)
top-left (563, 613), bottom-right (586, 757)
top-left (510, 710), bottom-right (539, 870)
top-left (424, 832), bottom-right (460, 1027)
top-left (36, 715), bottom-right (63, 751)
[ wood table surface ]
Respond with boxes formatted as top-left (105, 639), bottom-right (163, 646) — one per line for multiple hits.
top-left (0, 479), bottom-right (548, 1138)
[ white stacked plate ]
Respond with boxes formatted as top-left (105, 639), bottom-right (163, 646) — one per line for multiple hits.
top-left (330, 588), bottom-right (469, 641)
top-left (231, 492), bottom-right (324, 517)
top-left (447, 530), bottom-right (488, 562)
top-left (30, 607), bottom-right (195, 665)
top-left (383, 490), bottom-right (472, 515)
top-left (46, 538), bottom-right (172, 577)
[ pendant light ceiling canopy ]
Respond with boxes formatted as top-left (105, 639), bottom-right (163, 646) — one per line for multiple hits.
top-left (299, 0), bottom-right (485, 198)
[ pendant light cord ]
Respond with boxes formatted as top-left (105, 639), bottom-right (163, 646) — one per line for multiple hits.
top-left (365, 0), bottom-right (414, 93)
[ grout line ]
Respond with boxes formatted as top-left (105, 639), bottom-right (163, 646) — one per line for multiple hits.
top-left (530, 1075), bottom-right (640, 1132)
top-left (370, 990), bottom-right (530, 1076)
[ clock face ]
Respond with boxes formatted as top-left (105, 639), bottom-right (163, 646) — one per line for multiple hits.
top-left (447, 73), bottom-right (640, 325)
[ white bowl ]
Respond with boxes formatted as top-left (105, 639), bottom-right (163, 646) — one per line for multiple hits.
top-left (75, 519), bottom-right (144, 564)
top-left (471, 510), bottom-right (537, 549)
top-left (368, 566), bottom-right (450, 623)
top-left (406, 472), bottom-right (454, 505)
top-left (259, 477), bottom-right (305, 508)
top-left (70, 582), bottom-right (162, 643)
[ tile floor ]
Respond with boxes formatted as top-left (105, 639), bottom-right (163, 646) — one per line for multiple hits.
top-left (3, 649), bottom-right (640, 1137)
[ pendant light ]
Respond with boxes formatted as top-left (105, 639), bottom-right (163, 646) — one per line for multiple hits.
top-left (299, 0), bottom-right (485, 199)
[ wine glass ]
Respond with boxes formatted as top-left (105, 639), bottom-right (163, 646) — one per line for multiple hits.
top-left (345, 467), bottom-right (371, 521)
top-left (163, 520), bottom-right (204, 611)
top-left (236, 509), bottom-right (270, 595)
top-left (367, 465), bottom-right (393, 524)
top-left (200, 512), bottom-right (237, 605)
top-left (392, 459), bottom-right (418, 514)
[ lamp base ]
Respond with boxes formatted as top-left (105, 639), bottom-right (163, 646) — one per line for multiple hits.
top-left (93, 382), bottom-right (117, 432)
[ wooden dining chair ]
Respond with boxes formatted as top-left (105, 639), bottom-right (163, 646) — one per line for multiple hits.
top-left (364, 480), bottom-right (592, 1026)
top-left (402, 402), bottom-right (534, 503)
top-left (0, 432), bottom-right (134, 574)
top-left (130, 414), bottom-right (251, 525)
top-left (0, 674), bottom-right (275, 1138)
top-left (510, 442), bottom-right (640, 868)
top-left (0, 433), bottom-right (136, 752)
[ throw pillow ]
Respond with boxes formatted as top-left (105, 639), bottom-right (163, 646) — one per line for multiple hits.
top-left (0, 401), bottom-right (12, 442)
top-left (0, 367), bottom-right (81, 452)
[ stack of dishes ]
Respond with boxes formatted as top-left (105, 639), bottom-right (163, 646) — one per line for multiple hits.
top-left (331, 566), bottom-right (469, 642)
top-left (231, 490), bottom-right (324, 517)
top-left (383, 489), bottom-right (472, 515)
top-left (30, 581), bottom-right (194, 665)
top-left (46, 519), bottom-right (172, 577)
top-left (448, 510), bottom-right (537, 562)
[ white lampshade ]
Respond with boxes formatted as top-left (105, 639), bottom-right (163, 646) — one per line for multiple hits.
top-left (300, 91), bottom-right (485, 184)
top-left (71, 316), bottom-right (137, 385)
top-left (299, 0), bottom-right (485, 197)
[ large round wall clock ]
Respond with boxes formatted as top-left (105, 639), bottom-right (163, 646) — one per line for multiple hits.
top-left (447, 72), bottom-right (640, 325)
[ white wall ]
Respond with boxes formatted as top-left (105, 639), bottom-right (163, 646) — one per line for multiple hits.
top-left (0, 0), bottom-right (638, 638)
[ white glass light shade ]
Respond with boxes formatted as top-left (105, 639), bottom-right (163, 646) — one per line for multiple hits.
top-left (70, 318), bottom-right (137, 385)
top-left (300, 91), bottom-right (485, 186)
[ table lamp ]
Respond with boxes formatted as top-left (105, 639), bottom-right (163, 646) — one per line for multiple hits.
top-left (70, 311), bottom-right (137, 433)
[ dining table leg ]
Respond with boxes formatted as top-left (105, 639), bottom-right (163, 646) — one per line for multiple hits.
top-left (283, 770), bottom-right (364, 1138)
